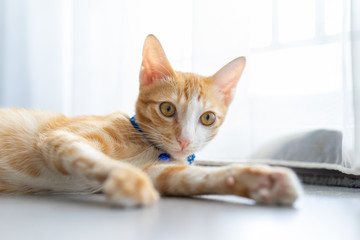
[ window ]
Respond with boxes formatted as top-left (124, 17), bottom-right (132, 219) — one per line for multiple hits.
top-left (193, 0), bottom-right (358, 171)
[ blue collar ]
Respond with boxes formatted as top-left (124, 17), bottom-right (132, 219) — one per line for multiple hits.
top-left (129, 116), bottom-right (195, 165)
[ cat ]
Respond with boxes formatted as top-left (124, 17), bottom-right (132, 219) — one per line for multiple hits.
top-left (0, 34), bottom-right (302, 207)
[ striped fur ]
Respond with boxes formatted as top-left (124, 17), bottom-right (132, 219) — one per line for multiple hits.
top-left (0, 35), bottom-right (302, 207)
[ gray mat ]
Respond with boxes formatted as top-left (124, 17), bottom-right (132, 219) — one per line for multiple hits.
top-left (292, 167), bottom-right (360, 188)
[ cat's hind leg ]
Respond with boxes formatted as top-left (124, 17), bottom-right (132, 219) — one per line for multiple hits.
top-left (38, 130), bottom-right (159, 207)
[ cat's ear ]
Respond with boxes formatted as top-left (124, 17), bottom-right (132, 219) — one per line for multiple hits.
top-left (212, 57), bottom-right (246, 105)
top-left (140, 34), bottom-right (175, 86)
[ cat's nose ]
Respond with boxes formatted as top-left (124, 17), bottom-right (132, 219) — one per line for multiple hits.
top-left (177, 137), bottom-right (191, 151)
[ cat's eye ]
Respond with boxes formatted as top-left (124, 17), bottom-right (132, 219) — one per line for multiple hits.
top-left (160, 102), bottom-right (176, 117)
top-left (200, 112), bottom-right (216, 126)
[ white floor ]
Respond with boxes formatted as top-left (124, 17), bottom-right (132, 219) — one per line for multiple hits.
top-left (1, 185), bottom-right (359, 240)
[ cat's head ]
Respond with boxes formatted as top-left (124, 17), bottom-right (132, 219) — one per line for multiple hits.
top-left (136, 34), bottom-right (245, 160)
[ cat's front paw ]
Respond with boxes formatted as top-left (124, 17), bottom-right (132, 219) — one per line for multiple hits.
top-left (226, 165), bottom-right (302, 205)
top-left (246, 166), bottom-right (302, 205)
top-left (103, 167), bottom-right (159, 207)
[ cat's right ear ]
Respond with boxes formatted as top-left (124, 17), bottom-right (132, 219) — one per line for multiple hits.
top-left (140, 34), bottom-right (175, 86)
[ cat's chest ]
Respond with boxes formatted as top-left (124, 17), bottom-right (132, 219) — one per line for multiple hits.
top-left (98, 116), bottom-right (159, 167)
top-left (104, 133), bottom-right (158, 167)
top-left (121, 147), bottom-right (160, 168)
top-left (107, 137), bottom-right (185, 169)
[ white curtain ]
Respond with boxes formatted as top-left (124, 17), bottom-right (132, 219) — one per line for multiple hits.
top-left (351, 0), bottom-right (360, 169)
top-left (1, 0), bottom-right (359, 170)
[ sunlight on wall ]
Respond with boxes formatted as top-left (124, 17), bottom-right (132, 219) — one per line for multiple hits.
top-left (248, 44), bottom-right (342, 96)
top-left (278, 0), bottom-right (315, 43)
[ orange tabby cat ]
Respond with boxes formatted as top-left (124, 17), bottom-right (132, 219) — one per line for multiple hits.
top-left (0, 35), bottom-right (302, 207)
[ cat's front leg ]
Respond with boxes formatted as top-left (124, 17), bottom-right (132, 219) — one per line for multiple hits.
top-left (39, 131), bottom-right (159, 207)
top-left (145, 163), bottom-right (302, 205)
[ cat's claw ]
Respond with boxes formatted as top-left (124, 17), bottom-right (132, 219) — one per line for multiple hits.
top-left (103, 168), bottom-right (159, 207)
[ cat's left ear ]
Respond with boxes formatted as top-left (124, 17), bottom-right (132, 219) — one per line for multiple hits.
top-left (140, 34), bottom-right (176, 86)
top-left (212, 57), bottom-right (246, 106)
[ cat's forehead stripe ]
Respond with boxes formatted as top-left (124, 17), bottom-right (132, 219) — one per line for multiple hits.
top-left (173, 76), bottom-right (217, 110)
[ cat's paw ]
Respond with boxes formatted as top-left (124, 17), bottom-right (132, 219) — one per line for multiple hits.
top-left (246, 166), bottom-right (302, 205)
top-left (103, 167), bottom-right (159, 207)
top-left (225, 165), bottom-right (302, 205)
